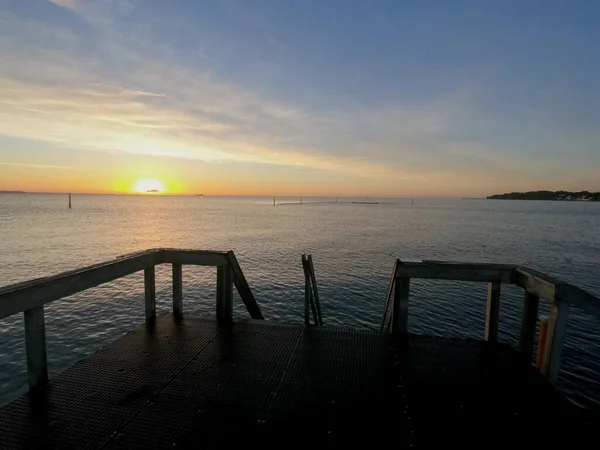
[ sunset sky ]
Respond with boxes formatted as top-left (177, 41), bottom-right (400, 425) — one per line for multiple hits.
top-left (1, 0), bottom-right (599, 196)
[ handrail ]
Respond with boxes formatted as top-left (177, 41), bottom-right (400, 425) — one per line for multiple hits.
top-left (386, 258), bottom-right (600, 384)
top-left (0, 249), bottom-right (165, 320)
top-left (0, 248), bottom-right (263, 390)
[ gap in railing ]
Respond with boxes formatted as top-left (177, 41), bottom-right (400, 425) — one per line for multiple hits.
top-left (156, 265), bottom-right (217, 317)
top-left (406, 279), bottom-right (487, 340)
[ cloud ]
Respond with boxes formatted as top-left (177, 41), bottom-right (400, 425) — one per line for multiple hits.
top-left (0, 161), bottom-right (78, 170)
top-left (49, 0), bottom-right (77, 10)
top-left (4, 0), bottom-right (596, 196)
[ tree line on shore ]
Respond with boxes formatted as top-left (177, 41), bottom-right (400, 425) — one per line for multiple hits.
top-left (487, 191), bottom-right (600, 201)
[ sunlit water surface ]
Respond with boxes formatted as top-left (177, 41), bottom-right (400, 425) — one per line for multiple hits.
top-left (1, 194), bottom-right (599, 406)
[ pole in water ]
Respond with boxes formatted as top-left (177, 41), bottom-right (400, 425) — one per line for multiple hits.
top-left (301, 197), bottom-right (303, 204)
top-left (273, 196), bottom-right (276, 206)
top-left (69, 193), bottom-right (72, 209)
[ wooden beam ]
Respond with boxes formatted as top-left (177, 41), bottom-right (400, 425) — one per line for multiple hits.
top-left (172, 263), bottom-right (183, 317)
top-left (555, 283), bottom-right (600, 322)
top-left (216, 265), bottom-right (233, 322)
top-left (0, 250), bottom-right (163, 319)
top-left (519, 291), bottom-right (539, 362)
top-left (380, 259), bottom-right (399, 332)
top-left (309, 286), bottom-right (318, 325)
top-left (302, 255), bottom-right (310, 326)
top-left (163, 249), bottom-right (228, 267)
top-left (24, 306), bottom-right (48, 389)
top-left (391, 277), bottom-right (410, 335)
top-left (485, 282), bottom-right (501, 343)
top-left (396, 261), bottom-right (514, 283)
top-left (541, 299), bottom-right (570, 383)
top-left (307, 255), bottom-right (323, 325)
top-left (514, 268), bottom-right (556, 302)
top-left (226, 251), bottom-right (263, 320)
top-left (144, 267), bottom-right (156, 323)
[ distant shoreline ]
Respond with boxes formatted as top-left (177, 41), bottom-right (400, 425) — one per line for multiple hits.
top-left (0, 190), bottom-right (27, 194)
top-left (488, 190), bottom-right (599, 201)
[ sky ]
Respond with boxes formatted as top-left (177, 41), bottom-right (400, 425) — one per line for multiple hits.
top-left (0, 0), bottom-right (599, 196)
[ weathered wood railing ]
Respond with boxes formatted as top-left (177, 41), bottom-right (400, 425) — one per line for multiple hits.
top-left (301, 254), bottom-right (323, 326)
top-left (381, 259), bottom-right (600, 384)
top-left (0, 248), bottom-right (263, 390)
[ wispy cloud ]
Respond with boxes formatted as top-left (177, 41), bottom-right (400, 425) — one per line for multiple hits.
top-left (3, 0), bottom-right (598, 196)
top-left (0, 161), bottom-right (79, 170)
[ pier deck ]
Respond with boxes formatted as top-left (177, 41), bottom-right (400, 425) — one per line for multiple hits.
top-left (0, 314), bottom-right (589, 449)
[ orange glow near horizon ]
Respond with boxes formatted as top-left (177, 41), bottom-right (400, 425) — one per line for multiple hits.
top-left (133, 178), bottom-right (165, 194)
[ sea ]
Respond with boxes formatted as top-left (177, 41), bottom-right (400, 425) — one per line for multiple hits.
top-left (0, 194), bottom-right (599, 407)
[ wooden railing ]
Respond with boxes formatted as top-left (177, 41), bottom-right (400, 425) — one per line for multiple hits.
top-left (381, 259), bottom-right (600, 384)
top-left (0, 248), bottom-right (263, 390)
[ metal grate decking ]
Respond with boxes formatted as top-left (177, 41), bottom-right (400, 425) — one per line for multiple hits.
top-left (0, 314), bottom-right (592, 449)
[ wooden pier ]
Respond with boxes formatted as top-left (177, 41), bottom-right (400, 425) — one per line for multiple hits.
top-left (0, 249), bottom-right (598, 448)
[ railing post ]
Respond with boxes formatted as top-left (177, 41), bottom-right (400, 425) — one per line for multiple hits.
top-left (391, 277), bottom-right (410, 335)
top-left (172, 263), bottom-right (183, 317)
top-left (24, 306), bottom-right (48, 389)
top-left (519, 291), bottom-right (539, 362)
top-left (216, 265), bottom-right (233, 322)
top-left (541, 299), bottom-right (569, 383)
top-left (485, 282), bottom-right (501, 343)
top-left (144, 266), bottom-right (156, 323)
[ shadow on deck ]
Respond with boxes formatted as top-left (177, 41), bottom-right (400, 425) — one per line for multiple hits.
top-left (0, 314), bottom-right (593, 449)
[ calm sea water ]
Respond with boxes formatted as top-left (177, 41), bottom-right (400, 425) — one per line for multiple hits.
top-left (0, 194), bottom-right (599, 407)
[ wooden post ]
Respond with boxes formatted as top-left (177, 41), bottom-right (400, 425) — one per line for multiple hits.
top-left (144, 266), bottom-right (156, 323)
top-left (273, 196), bottom-right (276, 206)
top-left (302, 255), bottom-right (310, 325)
top-left (172, 263), bottom-right (183, 317)
top-left (307, 255), bottom-right (323, 325)
top-left (68, 193), bottom-right (72, 209)
top-left (24, 306), bottom-right (48, 389)
top-left (519, 291), bottom-right (539, 362)
top-left (541, 299), bottom-right (569, 383)
top-left (391, 277), bottom-right (410, 335)
top-left (216, 265), bottom-right (233, 322)
top-left (485, 282), bottom-right (501, 343)
top-left (381, 260), bottom-right (399, 332)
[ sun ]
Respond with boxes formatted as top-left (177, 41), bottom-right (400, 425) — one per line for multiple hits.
top-left (133, 179), bottom-right (165, 194)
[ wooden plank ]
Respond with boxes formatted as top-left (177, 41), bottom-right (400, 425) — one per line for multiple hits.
top-left (541, 299), bottom-right (570, 383)
top-left (172, 263), bottom-right (183, 317)
top-left (144, 267), bottom-right (156, 323)
top-left (485, 282), bottom-right (501, 343)
top-left (24, 306), bottom-right (48, 389)
top-left (301, 255), bottom-right (317, 325)
top-left (514, 267), bottom-right (556, 302)
top-left (391, 277), bottom-right (410, 335)
top-left (226, 251), bottom-right (264, 320)
top-left (216, 265), bottom-right (233, 322)
top-left (555, 283), bottom-right (600, 321)
top-left (302, 255), bottom-right (310, 326)
top-left (519, 291), bottom-right (539, 362)
top-left (309, 286), bottom-right (318, 325)
top-left (381, 259), bottom-right (399, 332)
top-left (307, 255), bottom-right (323, 325)
top-left (0, 250), bottom-right (163, 320)
top-left (163, 249), bottom-right (228, 267)
top-left (396, 261), bottom-right (514, 283)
